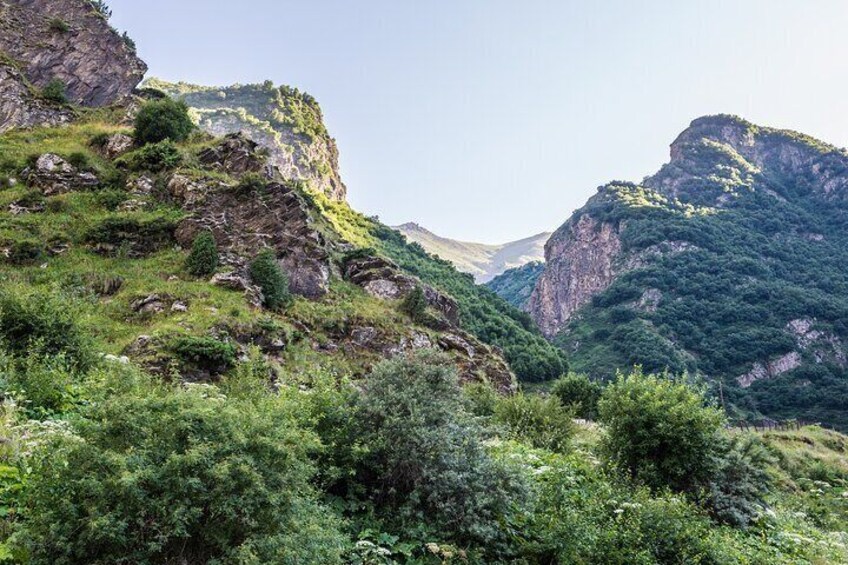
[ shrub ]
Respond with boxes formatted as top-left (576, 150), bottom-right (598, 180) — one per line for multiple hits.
top-left (234, 172), bottom-right (267, 195)
top-left (0, 292), bottom-right (95, 372)
top-left (121, 31), bottom-right (136, 52)
top-left (463, 381), bottom-right (500, 417)
top-left (185, 231), bottom-right (218, 277)
top-left (116, 139), bottom-right (182, 172)
top-left (353, 351), bottom-right (527, 546)
top-left (494, 393), bottom-right (575, 453)
top-left (706, 434), bottom-right (773, 527)
top-left (6, 239), bottom-right (44, 265)
top-left (598, 369), bottom-right (725, 494)
top-left (65, 151), bottom-right (91, 170)
top-left (399, 286), bottom-right (428, 323)
top-left (2, 354), bottom-right (76, 416)
top-left (249, 249), bottom-right (291, 310)
top-left (85, 215), bottom-right (176, 257)
top-left (133, 98), bottom-right (194, 145)
top-left (551, 373), bottom-right (603, 419)
top-left (41, 79), bottom-right (67, 104)
top-left (48, 18), bottom-right (69, 33)
top-left (17, 381), bottom-right (347, 563)
top-left (170, 335), bottom-right (237, 373)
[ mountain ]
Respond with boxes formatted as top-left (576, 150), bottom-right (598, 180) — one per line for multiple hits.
top-left (394, 222), bottom-right (549, 282)
top-left (486, 261), bottom-right (545, 309)
top-left (530, 114), bottom-right (848, 428)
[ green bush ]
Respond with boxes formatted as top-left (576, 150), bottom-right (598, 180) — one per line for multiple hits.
top-left (706, 434), bottom-right (773, 527)
top-left (463, 381), bottom-right (500, 417)
top-left (399, 285), bottom-right (427, 323)
top-left (234, 172), bottom-right (267, 195)
top-left (551, 373), bottom-right (603, 419)
top-left (170, 335), bottom-right (237, 373)
top-left (185, 231), bottom-right (219, 277)
top-left (85, 215), bottom-right (176, 257)
top-left (116, 139), bottom-right (182, 172)
top-left (0, 292), bottom-right (95, 372)
top-left (41, 79), bottom-right (67, 104)
top-left (6, 239), bottom-right (44, 265)
top-left (17, 380), bottom-right (347, 563)
top-left (353, 351), bottom-right (527, 547)
top-left (598, 369), bottom-right (725, 494)
top-left (2, 354), bottom-right (77, 416)
top-left (48, 18), bottom-right (69, 33)
top-left (133, 98), bottom-right (195, 145)
top-left (249, 249), bottom-right (291, 311)
top-left (494, 392), bottom-right (574, 452)
top-left (66, 151), bottom-right (91, 170)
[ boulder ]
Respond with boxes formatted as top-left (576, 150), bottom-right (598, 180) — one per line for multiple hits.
top-left (24, 153), bottom-right (99, 195)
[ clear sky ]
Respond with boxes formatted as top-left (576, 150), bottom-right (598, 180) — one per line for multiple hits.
top-left (109, 0), bottom-right (848, 243)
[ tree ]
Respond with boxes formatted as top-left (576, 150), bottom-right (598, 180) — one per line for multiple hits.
top-left (249, 249), bottom-right (291, 310)
top-left (133, 98), bottom-right (194, 145)
top-left (399, 285), bottom-right (427, 323)
top-left (185, 231), bottom-right (218, 277)
top-left (551, 373), bottom-right (603, 420)
top-left (598, 368), bottom-right (725, 493)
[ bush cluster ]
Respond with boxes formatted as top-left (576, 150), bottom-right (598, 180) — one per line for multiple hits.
top-left (133, 98), bottom-right (194, 145)
top-left (185, 231), bottom-right (219, 277)
top-left (249, 249), bottom-right (291, 310)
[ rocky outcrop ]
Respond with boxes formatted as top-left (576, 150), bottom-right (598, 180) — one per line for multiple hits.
top-left (172, 139), bottom-right (332, 299)
top-left (0, 62), bottom-right (72, 132)
top-left (529, 213), bottom-right (623, 337)
top-left (23, 153), bottom-right (99, 195)
top-left (737, 352), bottom-right (802, 388)
top-left (0, 0), bottom-right (146, 108)
top-left (147, 79), bottom-right (347, 201)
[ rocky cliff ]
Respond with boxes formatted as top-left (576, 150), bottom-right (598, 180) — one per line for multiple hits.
top-left (146, 79), bottom-right (347, 201)
top-left (0, 0), bottom-right (146, 109)
top-left (531, 114), bottom-right (848, 428)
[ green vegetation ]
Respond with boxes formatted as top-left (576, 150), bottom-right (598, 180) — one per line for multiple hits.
top-left (133, 98), bottom-right (195, 145)
top-left (551, 373), bottom-right (603, 419)
top-left (40, 79), bottom-right (67, 104)
top-left (249, 249), bottom-right (291, 311)
top-left (486, 260), bottom-right (545, 309)
top-left (399, 285), bottom-right (427, 323)
top-left (185, 231), bottom-right (218, 277)
top-left (48, 18), bottom-right (69, 33)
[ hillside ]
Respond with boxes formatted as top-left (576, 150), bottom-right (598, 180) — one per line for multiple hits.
top-left (486, 261), bottom-right (545, 309)
top-left (530, 115), bottom-right (848, 428)
top-left (395, 222), bottom-right (549, 283)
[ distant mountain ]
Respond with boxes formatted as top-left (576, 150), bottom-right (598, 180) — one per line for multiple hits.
top-left (394, 222), bottom-right (550, 283)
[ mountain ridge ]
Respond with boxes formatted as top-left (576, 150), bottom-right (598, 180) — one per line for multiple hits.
top-left (394, 221), bottom-right (550, 282)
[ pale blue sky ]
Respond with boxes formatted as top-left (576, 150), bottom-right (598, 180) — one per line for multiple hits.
top-left (110, 1), bottom-right (848, 242)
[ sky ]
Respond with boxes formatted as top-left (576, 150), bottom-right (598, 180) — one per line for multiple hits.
top-left (109, 0), bottom-right (848, 243)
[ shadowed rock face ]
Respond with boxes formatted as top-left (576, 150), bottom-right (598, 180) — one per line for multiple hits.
top-left (0, 62), bottom-right (72, 132)
top-left (0, 0), bottom-right (147, 108)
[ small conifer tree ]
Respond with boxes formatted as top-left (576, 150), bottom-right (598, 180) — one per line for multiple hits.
top-left (249, 249), bottom-right (291, 310)
top-left (185, 231), bottom-right (218, 277)
top-left (400, 286), bottom-right (428, 323)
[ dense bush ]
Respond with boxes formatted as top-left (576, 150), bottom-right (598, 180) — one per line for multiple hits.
top-left (493, 392), bottom-right (574, 452)
top-left (85, 215), bottom-right (177, 257)
top-left (170, 335), bottom-right (237, 373)
top-left (706, 434), bottom-right (774, 527)
top-left (185, 231), bottom-right (219, 277)
top-left (551, 373), bottom-right (603, 419)
top-left (399, 285), bottom-right (427, 323)
top-left (41, 79), bottom-right (68, 104)
top-left (116, 139), bottom-right (182, 172)
top-left (352, 351), bottom-right (527, 547)
top-left (598, 369), bottom-right (725, 493)
top-left (0, 292), bottom-right (95, 372)
top-left (17, 381), bottom-right (346, 564)
top-left (133, 98), bottom-right (195, 145)
top-left (6, 239), bottom-right (44, 265)
top-left (249, 249), bottom-right (291, 311)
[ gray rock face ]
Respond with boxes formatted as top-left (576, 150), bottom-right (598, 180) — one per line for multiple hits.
top-left (23, 153), bottom-right (99, 195)
top-left (0, 0), bottom-right (147, 108)
top-left (0, 63), bottom-right (72, 132)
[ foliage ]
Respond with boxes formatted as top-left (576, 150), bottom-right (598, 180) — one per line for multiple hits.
top-left (551, 373), bottom-right (603, 419)
top-left (133, 98), bottom-right (195, 145)
top-left (598, 369), bottom-right (725, 493)
top-left (16, 379), bottom-right (346, 564)
top-left (399, 286), bottom-right (427, 323)
top-left (706, 434), bottom-right (774, 527)
top-left (493, 392), bottom-right (575, 452)
top-left (48, 18), bottom-right (69, 33)
top-left (170, 335), bottom-right (237, 373)
top-left (185, 231), bottom-right (218, 277)
top-left (485, 261), bottom-right (545, 309)
top-left (89, 0), bottom-right (112, 18)
top-left (0, 292), bottom-right (95, 372)
top-left (41, 79), bottom-right (67, 104)
top-left (352, 351), bottom-right (527, 548)
top-left (116, 139), bottom-right (182, 171)
top-left (249, 249), bottom-right (291, 311)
